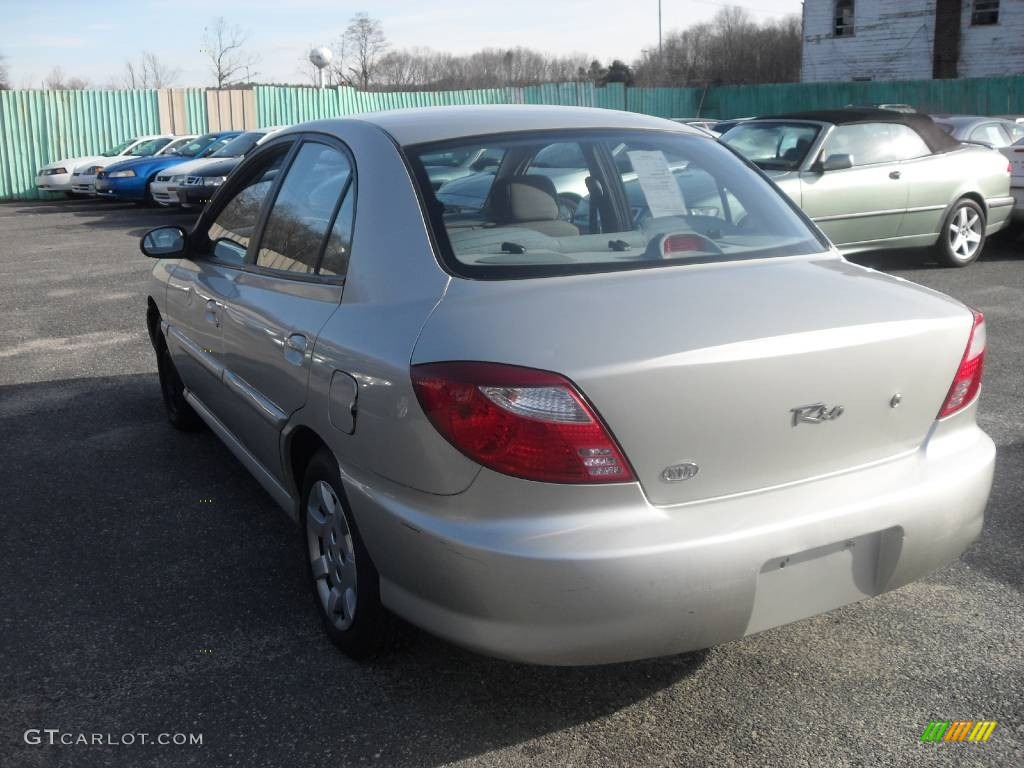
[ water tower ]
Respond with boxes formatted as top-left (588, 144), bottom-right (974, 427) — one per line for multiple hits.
top-left (309, 46), bottom-right (333, 88)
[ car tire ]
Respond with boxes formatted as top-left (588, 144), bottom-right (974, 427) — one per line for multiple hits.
top-left (936, 198), bottom-right (986, 267)
top-left (300, 448), bottom-right (395, 660)
top-left (157, 340), bottom-right (203, 431)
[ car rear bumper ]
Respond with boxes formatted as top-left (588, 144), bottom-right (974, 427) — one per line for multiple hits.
top-left (344, 410), bottom-right (994, 665)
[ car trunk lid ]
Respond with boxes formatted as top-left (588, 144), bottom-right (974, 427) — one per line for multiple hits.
top-left (412, 255), bottom-right (973, 505)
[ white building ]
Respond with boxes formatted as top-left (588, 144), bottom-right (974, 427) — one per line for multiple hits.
top-left (801, 0), bottom-right (1024, 82)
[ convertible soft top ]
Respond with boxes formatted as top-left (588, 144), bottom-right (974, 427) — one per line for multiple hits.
top-left (758, 108), bottom-right (961, 153)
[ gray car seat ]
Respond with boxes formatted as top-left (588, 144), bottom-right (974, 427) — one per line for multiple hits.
top-left (491, 175), bottom-right (579, 237)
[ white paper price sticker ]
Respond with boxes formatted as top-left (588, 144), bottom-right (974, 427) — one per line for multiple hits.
top-left (626, 150), bottom-right (687, 219)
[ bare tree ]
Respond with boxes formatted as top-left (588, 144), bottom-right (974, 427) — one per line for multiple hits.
top-left (0, 52), bottom-right (10, 90)
top-left (203, 17), bottom-right (259, 87)
top-left (344, 12), bottom-right (388, 90)
top-left (123, 52), bottom-right (180, 88)
top-left (43, 67), bottom-right (89, 90)
top-left (633, 8), bottom-right (801, 88)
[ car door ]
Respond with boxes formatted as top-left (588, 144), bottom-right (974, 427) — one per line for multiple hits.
top-left (214, 137), bottom-right (355, 482)
top-left (799, 123), bottom-right (908, 246)
top-left (896, 123), bottom-right (958, 238)
top-left (164, 141), bottom-right (294, 422)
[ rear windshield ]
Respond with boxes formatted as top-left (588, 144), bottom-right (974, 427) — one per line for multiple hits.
top-left (407, 129), bottom-right (826, 278)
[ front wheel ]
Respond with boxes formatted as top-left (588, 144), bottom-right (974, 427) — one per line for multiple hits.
top-left (301, 449), bottom-right (395, 659)
top-left (936, 199), bottom-right (986, 267)
top-left (157, 341), bottom-right (202, 431)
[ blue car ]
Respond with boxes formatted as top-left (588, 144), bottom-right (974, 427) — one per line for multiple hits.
top-left (95, 131), bottom-right (242, 203)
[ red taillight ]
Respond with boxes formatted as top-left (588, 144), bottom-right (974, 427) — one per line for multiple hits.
top-left (938, 308), bottom-right (986, 419)
top-left (411, 362), bottom-right (635, 483)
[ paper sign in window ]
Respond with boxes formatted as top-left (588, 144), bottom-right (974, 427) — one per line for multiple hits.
top-left (626, 150), bottom-right (687, 218)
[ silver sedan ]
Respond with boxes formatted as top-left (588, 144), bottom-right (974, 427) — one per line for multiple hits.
top-left (140, 106), bottom-right (994, 665)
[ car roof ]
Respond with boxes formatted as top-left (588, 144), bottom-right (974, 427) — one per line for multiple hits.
top-left (284, 105), bottom-right (696, 146)
top-left (752, 108), bottom-right (959, 153)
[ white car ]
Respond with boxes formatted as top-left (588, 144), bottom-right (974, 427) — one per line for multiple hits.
top-left (151, 127), bottom-right (287, 206)
top-left (1003, 137), bottom-right (1024, 221)
top-left (36, 134), bottom-right (176, 195)
top-left (71, 135), bottom-right (197, 196)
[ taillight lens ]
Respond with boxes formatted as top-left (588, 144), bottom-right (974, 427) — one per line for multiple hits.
top-left (411, 362), bottom-right (635, 483)
top-left (938, 308), bottom-right (986, 419)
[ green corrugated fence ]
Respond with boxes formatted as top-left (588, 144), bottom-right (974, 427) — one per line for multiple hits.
top-left (0, 88), bottom-right (161, 201)
top-left (3, 76), bottom-right (1024, 200)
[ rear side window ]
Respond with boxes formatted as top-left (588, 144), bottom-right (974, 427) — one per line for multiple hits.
top-left (409, 129), bottom-right (826, 278)
top-left (255, 142), bottom-right (353, 275)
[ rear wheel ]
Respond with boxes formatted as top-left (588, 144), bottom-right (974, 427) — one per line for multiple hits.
top-left (157, 340), bottom-right (202, 431)
top-left (936, 199), bottom-right (986, 267)
top-left (300, 449), bottom-right (395, 659)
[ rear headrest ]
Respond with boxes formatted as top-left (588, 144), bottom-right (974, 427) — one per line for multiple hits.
top-left (493, 175), bottom-right (560, 222)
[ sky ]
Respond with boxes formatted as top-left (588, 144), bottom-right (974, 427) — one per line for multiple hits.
top-left (1, 0), bottom-right (803, 88)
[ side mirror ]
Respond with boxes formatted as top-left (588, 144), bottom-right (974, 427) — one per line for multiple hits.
top-left (140, 226), bottom-right (187, 258)
top-left (821, 153), bottom-right (853, 172)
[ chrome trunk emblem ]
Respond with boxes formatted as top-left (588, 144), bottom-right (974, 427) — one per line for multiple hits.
top-left (661, 463), bottom-right (699, 482)
top-left (790, 403), bottom-right (844, 426)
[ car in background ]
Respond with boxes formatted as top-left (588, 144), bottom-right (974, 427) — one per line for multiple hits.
top-left (35, 134), bottom-right (176, 196)
top-left (171, 126), bottom-right (289, 208)
top-left (710, 116), bottom-right (753, 135)
top-left (420, 146), bottom-right (504, 188)
top-left (720, 109), bottom-right (1014, 266)
top-left (671, 118), bottom-right (719, 136)
top-left (846, 103), bottom-right (917, 114)
top-left (139, 106), bottom-right (994, 665)
top-left (1004, 137), bottom-right (1024, 222)
top-left (931, 115), bottom-right (1024, 149)
top-left (94, 131), bottom-right (242, 204)
top-left (71, 135), bottom-right (197, 196)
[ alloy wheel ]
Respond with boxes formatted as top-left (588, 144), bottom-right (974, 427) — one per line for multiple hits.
top-left (948, 205), bottom-right (983, 261)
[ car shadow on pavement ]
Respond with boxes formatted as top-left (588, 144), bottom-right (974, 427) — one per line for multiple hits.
top-left (0, 373), bottom-right (705, 768)
top-left (848, 229), bottom-right (1022, 271)
top-left (6, 198), bottom-right (197, 235)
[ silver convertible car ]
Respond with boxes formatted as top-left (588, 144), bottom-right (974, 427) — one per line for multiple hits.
top-left (141, 106), bottom-right (994, 665)
top-left (720, 109), bottom-right (1014, 266)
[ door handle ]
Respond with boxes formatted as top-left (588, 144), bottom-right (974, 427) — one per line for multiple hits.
top-left (285, 334), bottom-right (308, 353)
top-left (204, 299), bottom-right (220, 328)
top-left (889, 171), bottom-right (902, 180)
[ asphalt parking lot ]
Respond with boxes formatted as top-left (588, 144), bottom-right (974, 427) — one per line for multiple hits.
top-left (1, 198), bottom-right (1021, 768)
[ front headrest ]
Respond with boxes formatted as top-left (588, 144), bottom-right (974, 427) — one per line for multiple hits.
top-left (493, 175), bottom-right (560, 222)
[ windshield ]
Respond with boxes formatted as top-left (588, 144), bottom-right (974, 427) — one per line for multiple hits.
top-left (721, 122), bottom-right (821, 171)
top-left (211, 132), bottom-right (262, 158)
top-left (101, 138), bottom-right (137, 157)
top-left (410, 129), bottom-right (826, 278)
top-left (199, 135), bottom-right (237, 158)
top-left (126, 138), bottom-right (172, 157)
top-left (175, 135), bottom-right (226, 158)
top-left (158, 137), bottom-right (195, 155)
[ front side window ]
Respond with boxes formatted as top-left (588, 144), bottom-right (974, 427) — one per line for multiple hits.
top-left (255, 142), bottom-right (353, 275)
top-left (834, 0), bottom-right (855, 37)
top-left (409, 129), bottom-right (826, 278)
top-left (721, 122), bottom-right (821, 171)
top-left (972, 0), bottom-right (999, 25)
top-left (822, 123), bottom-right (908, 166)
top-left (203, 150), bottom-right (287, 264)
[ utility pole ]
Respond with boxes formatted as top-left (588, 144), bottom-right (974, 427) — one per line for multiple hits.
top-left (658, 0), bottom-right (663, 57)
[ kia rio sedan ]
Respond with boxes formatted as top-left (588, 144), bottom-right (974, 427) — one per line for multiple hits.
top-left (140, 106), bottom-right (995, 665)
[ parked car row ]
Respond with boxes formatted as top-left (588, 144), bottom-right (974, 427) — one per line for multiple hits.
top-left (36, 127), bottom-right (288, 207)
